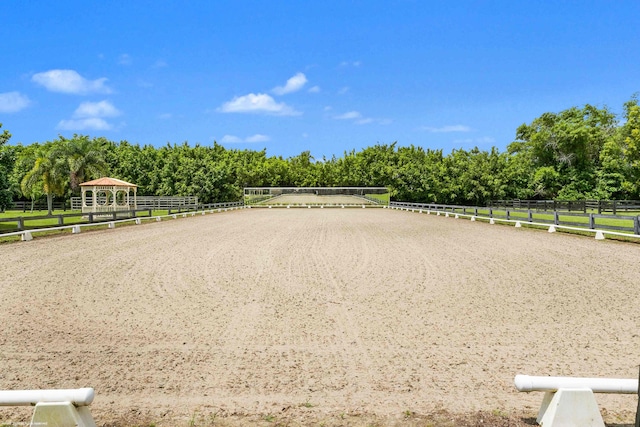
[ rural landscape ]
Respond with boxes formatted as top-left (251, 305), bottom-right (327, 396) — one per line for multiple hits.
top-left (2, 206), bottom-right (640, 427)
top-left (3, 2), bottom-right (640, 427)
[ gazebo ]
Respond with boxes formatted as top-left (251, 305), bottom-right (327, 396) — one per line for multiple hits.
top-left (79, 177), bottom-right (138, 214)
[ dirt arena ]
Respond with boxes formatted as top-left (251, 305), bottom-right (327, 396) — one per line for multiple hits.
top-left (2, 208), bottom-right (640, 426)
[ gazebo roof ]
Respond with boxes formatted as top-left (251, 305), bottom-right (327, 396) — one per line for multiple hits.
top-left (80, 177), bottom-right (138, 187)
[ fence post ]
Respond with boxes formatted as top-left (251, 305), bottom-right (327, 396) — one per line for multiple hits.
top-left (88, 213), bottom-right (94, 223)
top-left (148, 209), bottom-right (152, 217)
top-left (554, 211), bottom-right (559, 225)
top-left (589, 213), bottom-right (595, 229)
top-left (506, 209), bottom-right (510, 220)
top-left (613, 200), bottom-right (617, 215)
top-left (635, 216), bottom-right (640, 236)
top-left (528, 210), bottom-right (533, 222)
top-left (489, 208), bottom-right (493, 218)
top-left (598, 200), bottom-right (603, 215)
top-left (57, 215), bottom-right (63, 226)
top-left (18, 217), bottom-right (24, 231)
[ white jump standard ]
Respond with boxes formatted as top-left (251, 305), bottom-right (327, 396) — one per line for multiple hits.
top-left (514, 374), bottom-right (638, 427)
top-left (0, 387), bottom-right (97, 427)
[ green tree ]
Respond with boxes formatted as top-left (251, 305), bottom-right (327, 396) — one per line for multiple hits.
top-left (0, 123), bottom-right (15, 211)
top-left (21, 143), bottom-right (68, 215)
top-left (509, 104), bottom-right (617, 199)
top-left (58, 135), bottom-right (109, 195)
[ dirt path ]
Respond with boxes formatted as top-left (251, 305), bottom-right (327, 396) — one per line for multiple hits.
top-left (1, 208), bottom-right (640, 425)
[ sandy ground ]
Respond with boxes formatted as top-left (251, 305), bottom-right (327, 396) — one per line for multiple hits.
top-left (1, 208), bottom-right (640, 426)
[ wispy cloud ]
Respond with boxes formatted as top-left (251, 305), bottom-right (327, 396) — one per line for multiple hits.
top-left (0, 91), bottom-right (31, 113)
top-left (57, 117), bottom-right (113, 131)
top-left (421, 125), bottom-right (472, 133)
top-left (339, 61), bottom-right (361, 67)
top-left (73, 100), bottom-right (121, 118)
top-left (118, 54), bottom-right (132, 65)
top-left (153, 60), bottom-right (168, 68)
top-left (32, 69), bottom-right (112, 95)
top-left (272, 73), bottom-right (308, 95)
top-left (334, 111), bottom-right (362, 120)
top-left (338, 86), bottom-right (349, 95)
top-left (308, 86), bottom-right (320, 93)
top-left (221, 134), bottom-right (270, 144)
top-left (57, 100), bottom-right (121, 131)
top-left (217, 93), bottom-right (301, 116)
top-left (454, 136), bottom-right (496, 144)
top-left (333, 110), bottom-right (387, 125)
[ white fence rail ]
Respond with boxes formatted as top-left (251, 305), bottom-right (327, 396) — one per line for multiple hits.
top-left (387, 202), bottom-right (640, 241)
top-left (71, 195), bottom-right (198, 210)
top-left (514, 374), bottom-right (638, 427)
top-left (0, 388), bottom-right (96, 427)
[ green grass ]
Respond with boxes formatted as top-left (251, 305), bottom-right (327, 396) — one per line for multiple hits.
top-left (365, 192), bottom-right (390, 205)
top-left (0, 209), bottom-right (172, 234)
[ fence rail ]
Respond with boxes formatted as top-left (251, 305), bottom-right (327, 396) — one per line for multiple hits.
top-left (489, 199), bottom-right (640, 214)
top-left (390, 201), bottom-right (640, 236)
top-left (70, 195), bottom-right (198, 210)
top-left (0, 201), bottom-right (245, 235)
top-left (0, 208), bottom-right (156, 233)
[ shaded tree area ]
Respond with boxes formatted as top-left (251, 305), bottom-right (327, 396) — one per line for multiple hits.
top-left (2, 96), bottom-right (640, 208)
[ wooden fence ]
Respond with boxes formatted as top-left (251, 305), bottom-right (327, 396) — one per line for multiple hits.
top-left (391, 202), bottom-right (640, 235)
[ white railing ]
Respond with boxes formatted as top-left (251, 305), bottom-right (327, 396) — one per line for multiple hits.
top-left (2, 205), bottom-right (248, 242)
top-left (387, 202), bottom-right (640, 241)
top-left (0, 388), bottom-right (96, 427)
top-left (514, 374), bottom-right (638, 427)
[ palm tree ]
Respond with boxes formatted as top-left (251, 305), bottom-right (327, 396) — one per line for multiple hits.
top-left (21, 144), bottom-right (67, 215)
top-left (59, 135), bottom-right (108, 195)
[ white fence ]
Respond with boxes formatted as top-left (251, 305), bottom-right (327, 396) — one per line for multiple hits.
top-left (71, 195), bottom-right (198, 210)
top-left (514, 374), bottom-right (638, 427)
top-left (0, 387), bottom-right (96, 427)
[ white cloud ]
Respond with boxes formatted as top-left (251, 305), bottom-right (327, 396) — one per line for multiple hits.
top-left (422, 125), bottom-right (471, 133)
top-left (32, 69), bottom-right (112, 95)
top-left (0, 91), bottom-right (31, 113)
top-left (220, 134), bottom-right (243, 143)
top-left (153, 60), bottom-right (168, 68)
top-left (334, 110), bottom-right (388, 125)
top-left (338, 86), bottom-right (350, 95)
top-left (118, 54), bottom-right (132, 65)
top-left (217, 93), bottom-right (301, 116)
top-left (308, 86), bottom-right (321, 93)
top-left (245, 134), bottom-right (270, 143)
top-left (454, 136), bottom-right (495, 144)
top-left (272, 72), bottom-right (307, 95)
top-left (57, 118), bottom-right (112, 131)
top-left (339, 61), bottom-right (361, 67)
top-left (73, 100), bottom-right (121, 118)
top-left (56, 100), bottom-right (121, 131)
top-left (334, 111), bottom-right (362, 120)
top-left (221, 134), bottom-right (270, 143)
top-left (158, 113), bottom-right (172, 120)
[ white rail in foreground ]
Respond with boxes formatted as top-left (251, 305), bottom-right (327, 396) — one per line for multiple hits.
top-left (0, 388), bottom-right (97, 427)
top-left (514, 375), bottom-right (638, 427)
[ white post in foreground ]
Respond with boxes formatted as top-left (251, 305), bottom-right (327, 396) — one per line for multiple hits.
top-left (514, 375), bottom-right (638, 427)
top-left (0, 388), bottom-right (97, 427)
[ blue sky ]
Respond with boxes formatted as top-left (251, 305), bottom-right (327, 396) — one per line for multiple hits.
top-left (2, 1), bottom-right (639, 158)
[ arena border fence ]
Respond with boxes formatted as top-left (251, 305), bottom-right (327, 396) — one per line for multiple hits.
top-left (387, 201), bottom-right (640, 241)
top-left (1, 202), bottom-right (245, 242)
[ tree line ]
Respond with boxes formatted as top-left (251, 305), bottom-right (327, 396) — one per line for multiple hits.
top-left (1, 96), bottom-right (640, 213)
